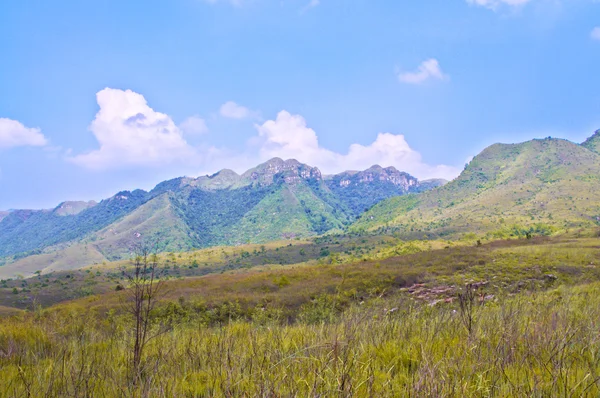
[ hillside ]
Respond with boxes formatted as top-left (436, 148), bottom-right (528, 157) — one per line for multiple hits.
top-left (352, 135), bottom-right (600, 238)
top-left (0, 158), bottom-right (438, 274)
top-left (4, 235), bottom-right (600, 396)
top-left (582, 129), bottom-right (600, 155)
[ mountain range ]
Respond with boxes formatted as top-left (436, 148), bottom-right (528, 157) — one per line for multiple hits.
top-left (2, 130), bottom-right (600, 278)
top-left (0, 159), bottom-right (443, 276)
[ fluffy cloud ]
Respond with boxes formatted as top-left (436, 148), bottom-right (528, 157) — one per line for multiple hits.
top-left (180, 116), bottom-right (209, 135)
top-left (70, 88), bottom-right (197, 170)
top-left (397, 59), bottom-right (448, 85)
top-left (220, 101), bottom-right (256, 119)
top-left (466, 0), bottom-right (532, 10)
top-left (255, 111), bottom-right (459, 180)
top-left (0, 118), bottom-right (47, 149)
top-left (68, 89), bottom-right (458, 180)
top-left (592, 27), bottom-right (600, 41)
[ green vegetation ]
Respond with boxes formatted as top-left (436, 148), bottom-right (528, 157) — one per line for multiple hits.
top-left (324, 165), bottom-right (441, 217)
top-left (582, 129), bottom-right (600, 155)
top-left (2, 236), bottom-right (600, 396)
top-left (354, 137), bottom-right (600, 238)
top-left (0, 190), bottom-right (149, 259)
top-left (0, 159), bottom-right (434, 276)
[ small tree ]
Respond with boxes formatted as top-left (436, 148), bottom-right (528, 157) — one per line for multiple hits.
top-left (457, 283), bottom-right (478, 335)
top-left (122, 243), bottom-right (167, 384)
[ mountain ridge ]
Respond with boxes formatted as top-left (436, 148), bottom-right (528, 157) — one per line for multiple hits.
top-left (0, 158), bottom-right (442, 274)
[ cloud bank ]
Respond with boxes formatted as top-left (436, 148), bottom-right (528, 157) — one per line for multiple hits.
top-left (0, 118), bottom-right (47, 149)
top-left (255, 111), bottom-right (459, 180)
top-left (69, 88), bottom-right (459, 180)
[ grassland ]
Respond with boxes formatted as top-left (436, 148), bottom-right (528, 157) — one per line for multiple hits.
top-left (2, 233), bottom-right (600, 396)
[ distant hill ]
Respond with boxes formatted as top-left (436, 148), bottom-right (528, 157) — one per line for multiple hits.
top-left (324, 165), bottom-right (429, 217)
top-left (352, 133), bottom-right (600, 239)
top-left (0, 158), bottom-right (440, 274)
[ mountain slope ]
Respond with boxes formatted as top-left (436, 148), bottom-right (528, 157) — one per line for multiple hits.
top-left (352, 136), bottom-right (600, 238)
top-left (0, 190), bottom-right (149, 259)
top-left (91, 193), bottom-right (194, 261)
top-left (582, 130), bottom-right (600, 155)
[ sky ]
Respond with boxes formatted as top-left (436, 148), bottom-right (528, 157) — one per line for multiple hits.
top-left (0, 0), bottom-right (599, 210)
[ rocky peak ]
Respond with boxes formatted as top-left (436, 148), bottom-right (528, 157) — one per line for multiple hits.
top-left (334, 165), bottom-right (418, 191)
top-left (242, 158), bottom-right (322, 186)
top-left (53, 200), bottom-right (98, 216)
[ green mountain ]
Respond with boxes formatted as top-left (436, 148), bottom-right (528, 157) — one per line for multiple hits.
top-left (0, 158), bottom-right (439, 273)
top-left (324, 165), bottom-right (423, 217)
top-left (352, 134), bottom-right (600, 238)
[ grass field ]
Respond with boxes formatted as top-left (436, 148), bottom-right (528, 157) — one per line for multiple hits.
top-left (2, 233), bottom-right (600, 396)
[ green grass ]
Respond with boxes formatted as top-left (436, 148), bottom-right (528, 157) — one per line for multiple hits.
top-left (2, 233), bottom-right (600, 395)
top-left (3, 266), bottom-right (600, 396)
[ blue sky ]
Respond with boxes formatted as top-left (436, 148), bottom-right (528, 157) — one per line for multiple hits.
top-left (0, 0), bottom-right (599, 209)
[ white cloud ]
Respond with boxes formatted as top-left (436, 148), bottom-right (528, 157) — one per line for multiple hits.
top-left (67, 89), bottom-right (458, 180)
top-left (592, 27), bottom-right (600, 41)
top-left (70, 88), bottom-right (197, 170)
top-left (467, 0), bottom-right (533, 10)
top-left (0, 118), bottom-right (47, 149)
top-left (397, 59), bottom-right (448, 85)
top-left (254, 110), bottom-right (459, 180)
top-left (220, 101), bottom-right (256, 119)
top-left (180, 116), bottom-right (209, 135)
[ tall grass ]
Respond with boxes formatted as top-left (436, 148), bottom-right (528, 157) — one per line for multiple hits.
top-left (2, 282), bottom-right (600, 396)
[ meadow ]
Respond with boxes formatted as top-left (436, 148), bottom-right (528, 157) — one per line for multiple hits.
top-left (1, 233), bottom-right (600, 396)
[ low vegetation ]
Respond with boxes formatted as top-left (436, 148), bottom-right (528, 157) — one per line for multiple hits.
top-left (1, 234), bottom-right (600, 396)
